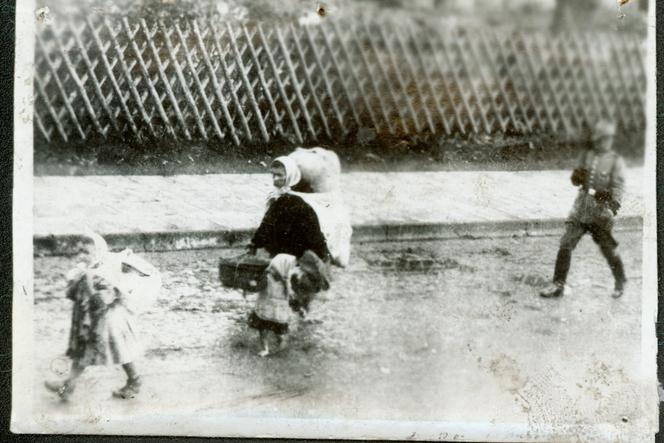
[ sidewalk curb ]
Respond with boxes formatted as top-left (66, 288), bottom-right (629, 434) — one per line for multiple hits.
top-left (33, 216), bottom-right (643, 256)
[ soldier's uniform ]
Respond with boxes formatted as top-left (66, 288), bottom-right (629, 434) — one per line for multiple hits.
top-left (541, 120), bottom-right (627, 299)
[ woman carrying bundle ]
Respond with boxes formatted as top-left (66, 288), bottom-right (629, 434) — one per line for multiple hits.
top-left (248, 156), bottom-right (330, 261)
top-left (245, 151), bottom-right (351, 355)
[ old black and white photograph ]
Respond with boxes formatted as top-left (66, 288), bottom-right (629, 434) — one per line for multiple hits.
top-left (11, 0), bottom-right (658, 440)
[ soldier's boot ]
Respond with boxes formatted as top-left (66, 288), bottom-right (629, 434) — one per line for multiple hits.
top-left (611, 269), bottom-right (627, 299)
top-left (604, 248), bottom-right (627, 299)
top-left (540, 282), bottom-right (570, 298)
top-left (611, 286), bottom-right (624, 299)
top-left (541, 248), bottom-right (573, 298)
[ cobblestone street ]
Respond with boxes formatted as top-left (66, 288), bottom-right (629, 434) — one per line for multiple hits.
top-left (32, 230), bottom-right (652, 440)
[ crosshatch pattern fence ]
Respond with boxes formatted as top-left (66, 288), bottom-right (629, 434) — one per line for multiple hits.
top-left (34, 15), bottom-right (647, 146)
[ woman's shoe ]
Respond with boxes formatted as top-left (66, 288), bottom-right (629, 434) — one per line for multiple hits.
top-left (112, 376), bottom-right (142, 399)
top-left (44, 380), bottom-right (75, 401)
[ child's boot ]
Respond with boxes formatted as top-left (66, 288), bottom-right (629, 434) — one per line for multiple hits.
top-left (44, 380), bottom-right (76, 401)
top-left (112, 376), bottom-right (142, 399)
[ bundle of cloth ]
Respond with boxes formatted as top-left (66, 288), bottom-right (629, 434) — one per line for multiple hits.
top-left (259, 147), bottom-right (352, 268)
top-left (289, 147), bottom-right (342, 193)
top-left (66, 233), bottom-right (161, 317)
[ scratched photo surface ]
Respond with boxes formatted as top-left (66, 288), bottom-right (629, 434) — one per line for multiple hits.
top-left (15, 0), bottom-right (657, 441)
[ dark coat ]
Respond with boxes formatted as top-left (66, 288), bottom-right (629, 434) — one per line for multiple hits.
top-left (251, 194), bottom-right (330, 260)
top-left (569, 149), bottom-right (626, 225)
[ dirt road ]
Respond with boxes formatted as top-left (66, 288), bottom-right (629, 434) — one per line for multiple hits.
top-left (31, 231), bottom-right (653, 440)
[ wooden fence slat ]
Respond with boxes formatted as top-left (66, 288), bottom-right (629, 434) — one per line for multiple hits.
top-left (141, 19), bottom-right (191, 140)
top-left (503, 32), bottom-right (547, 131)
top-left (535, 35), bottom-right (581, 132)
top-left (506, 34), bottom-right (551, 132)
top-left (583, 33), bottom-right (621, 124)
top-left (406, 21), bottom-right (451, 135)
top-left (36, 32), bottom-right (87, 140)
top-left (34, 72), bottom-right (69, 141)
top-left (559, 34), bottom-right (596, 125)
top-left (348, 21), bottom-right (394, 134)
top-left (227, 23), bottom-right (269, 142)
top-left (533, 33), bottom-right (574, 133)
top-left (289, 24), bottom-right (331, 138)
top-left (192, 19), bottom-right (239, 145)
top-left (420, 26), bottom-right (465, 134)
top-left (122, 18), bottom-right (178, 140)
top-left (623, 35), bottom-right (647, 128)
top-left (493, 31), bottom-right (533, 131)
top-left (464, 30), bottom-right (506, 133)
top-left (257, 23), bottom-right (304, 143)
top-left (330, 20), bottom-right (380, 132)
top-left (518, 32), bottom-right (559, 133)
top-left (360, 17), bottom-right (409, 134)
top-left (34, 108), bottom-right (51, 142)
top-left (88, 16), bottom-right (139, 137)
top-left (615, 33), bottom-right (645, 113)
top-left (554, 36), bottom-right (592, 128)
top-left (70, 22), bottom-right (119, 133)
top-left (480, 30), bottom-right (526, 133)
top-left (628, 34), bottom-right (647, 87)
top-left (393, 23), bottom-right (436, 134)
top-left (560, 32), bottom-right (601, 124)
top-left (378, 20), bottom-right (422, 132)
top-left (570, 32), bottom-right (611, 121)
top-left (174, 20), bottom-right (223, 139)
top-left (448, 30), bottom-right (492, 133)
top-left (208, 21), bottom-right (253, 141)
top-left (434, 28), bottom-right (478, 134)
top-left (607, 32), bottom-right (642, 128)
top-left (302, 25), bottom-right (347, 134)
top-left (558, 35), bottom-right (602, 125)
top-left (158, 19), bottom-right (207, 140)
top-left (241, 24), bottom-right (285, 137)
top-left (53, 27), bottom-right (105, 137)
top-left (318, 22), bottom-right (362, 127)
top-left (276, 26), bottom-right (318, 139)
top-left (104, 17), bottom-right (156, 138)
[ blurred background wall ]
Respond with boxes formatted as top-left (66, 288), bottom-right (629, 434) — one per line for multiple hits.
top-left (37, 0), bottom-right (648, 32)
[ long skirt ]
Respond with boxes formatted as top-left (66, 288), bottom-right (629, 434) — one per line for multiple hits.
top-left (67, 303), bottom-right (141, 367)
top-left (247, 311), bottom-right (289, 335)
top-left (248, 254), bottom-right (295, 335)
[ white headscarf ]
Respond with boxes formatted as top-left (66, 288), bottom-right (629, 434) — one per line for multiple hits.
top-left (84, 228), bottom-right (109, 265)
top-left (266, 156), bottom-right (302, 208)
top-left (66, 229), bottom-right (111, 282)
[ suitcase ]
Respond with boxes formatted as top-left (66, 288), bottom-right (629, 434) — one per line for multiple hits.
top-left (219, 254), bottom-right (270, 292)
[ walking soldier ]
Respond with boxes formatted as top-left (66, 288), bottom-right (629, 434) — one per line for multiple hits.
top-left (540, 119), bottom-right (627, 299)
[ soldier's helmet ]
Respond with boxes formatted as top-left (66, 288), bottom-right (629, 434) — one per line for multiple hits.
top-left (591, 119), bottom-right (616, 140)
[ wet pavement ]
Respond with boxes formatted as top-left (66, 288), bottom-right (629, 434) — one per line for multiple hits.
top-left (31, 232), bottom-right (653, 440)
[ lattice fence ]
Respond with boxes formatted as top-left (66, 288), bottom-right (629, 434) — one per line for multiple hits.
top-left (34, 15), bottom-right (647, 146)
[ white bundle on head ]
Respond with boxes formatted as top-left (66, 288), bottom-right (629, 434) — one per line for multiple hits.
top-left (287, 147), bottom-right (341, 193)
